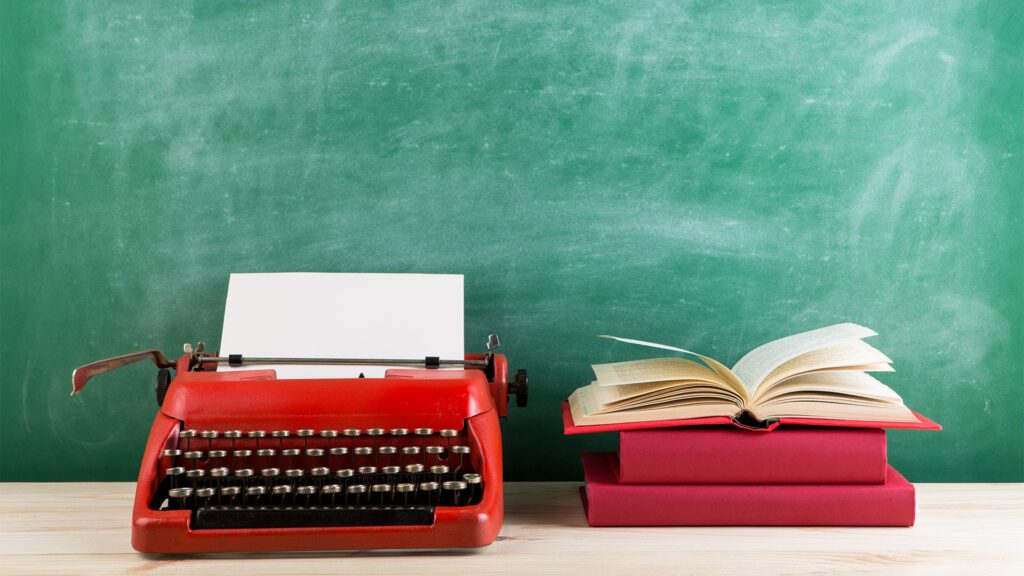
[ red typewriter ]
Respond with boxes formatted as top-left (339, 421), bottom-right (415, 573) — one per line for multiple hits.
top-left (71, 335), bottom-right (527, 553)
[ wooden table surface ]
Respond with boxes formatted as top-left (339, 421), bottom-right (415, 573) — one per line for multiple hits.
top-left (1, 482), bottom-right (1022, 575)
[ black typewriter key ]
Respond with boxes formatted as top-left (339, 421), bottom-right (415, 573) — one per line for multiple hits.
top-left (272, 484), bottom-right (292, 504)
top-left (179, 429), bottom-right (197, 450)
top-left (419, 481), bottom-right (439, 505)
top-left (297, 485), bottom-right (316, 504)
top-left (443, 480), bottom-right (468, 506)
top-left (245, 485), bottom-right (266, 504)
top-left (463, 472), bottom-right (482, 504)
top-left (200, 430), bottom-right (219, 452)
top-left (196, 487), bottom-right (216, 507)
top-left (346, 484), bottom-right (366, 505)
top-left (168, 487), bottom-right (193, 509)
top-left (371, 483), bottom-right (391, 505)
top-left (220, 486), bottom-right (240, 505)
top-left (322, 484), bottom-right (341, 505)
top-left (165, 466), bottom-right (185, 489)
top-left (396, 482), bottom-right (415, 504)
top-left (452, 445), bottom-right (470, 472)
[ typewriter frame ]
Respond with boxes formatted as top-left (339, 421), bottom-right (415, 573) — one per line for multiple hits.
top-left (129, 351), bottom-right (512, 553)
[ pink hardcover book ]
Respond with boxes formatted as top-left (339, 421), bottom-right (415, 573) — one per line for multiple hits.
top-left (581, 452), bottom-right (916, 527)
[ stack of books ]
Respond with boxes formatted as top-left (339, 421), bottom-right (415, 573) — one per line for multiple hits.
top-left (563, 324), bottom-right (940, 527)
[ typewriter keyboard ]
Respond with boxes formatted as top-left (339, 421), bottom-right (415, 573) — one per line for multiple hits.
top-left (155, 427), bottom-right (483, 529)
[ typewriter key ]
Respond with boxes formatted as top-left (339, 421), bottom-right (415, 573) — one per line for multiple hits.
top-left (346, 484), bottom-right (366, 505)
top-left (336, 468), bottom-right (354, 481)
top-left (443, 480), bottom-right (468, 505)
top-left (261, 467), bottom-right (280, 480)
top-left (297, 429), bottom-right (314, 437)
top-left (232, 449), bottom-right (252, 458)
top-left (271, 430), bottom-right (290, 438)
top-left (311, 467), bottom-right (328, 486)
top-left (162, 448), bottom-right (182, 459)
top-left (220, 486), bottom-right (240, 504)
top-left (382, 465), bottom-right (400, 475)
top-left (235, 468), bottom-right (254, 479)
top-left (166, 466), bottom-right (185, 489)
top-left (366, 428), bottom-right (384, 437)
top-left (285, 469), bottom-right (304, 480)
top-left (463, 472), bottom-right (481, 502)
top-left (430, 464), bottom-right (448, 476)
top-left (322, 483), bottom-right (341, 505)
top-left (379, 446), bottom-right (397, 455)
top-left (282, 448), bottom-right (301, 459)
top-left (168, 487), bottom-right (193, 509)
top-left (419, 481), bottom-right (439, 504)
top-left (247, 430), bottom-right (266, 451)
top-left (358, 466), bottom-right (377, 476)
top-left (183, 450), bottom-right (203, 469)
top-left (425, 446), bottom-right (445, 460)
top-left (390, 428), bottom-right (409, 437)
top-left (414, 428), bottom-right (433, 436)
top-left (306, 448), bottom-right (324, 458)
top-left (186, 468), bottom-right (205, 479)
top-left (208, 450), bottom-right (227, 459)
top-left (180, 429), bottom-right (197, 450)
top-left (396, 482), bottom-right (415, 504)
top-left (343, 428), bottom-right (361, 437)
top-left (320, 429), bottom-right (338, 438)
top-left (405, 463), bottom-right (424, 475)
top-left (210, 467), bottom-right (229, 478)
top-left (371, 483), bottom-right (391, 504)
top-left (196, 487), bottom-right (216, 506)
top-left (272, 484), bottom-right (292, 503)
top-left (297, 485), bottom-right (315, 503)
top-left (329, 447), bottom-right (348, 460)
top-left (440, 429), bottom-right (458, 438)
top-left (200, 430), bottom-right (219, 451)
top-left (245, 485), bottom-right (266, 503)
top-left (452, 445), bottom-right (470, 471)
top-left (224, 431), bottom-right (243, 457)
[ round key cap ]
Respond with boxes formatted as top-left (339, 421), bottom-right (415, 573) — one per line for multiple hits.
top-left (378, 446), bottom-right (397, 455)
top-left (196, 487), bottom-right (216, 498)
top-left (354, 447), bottom-right (372, 456)
top-left (220, 486), bottom-right (241, 497)
top-left (272, 485), bottom-right (292, 495)
top-left (430, 465), bottom-right (448, 475)
top-left (371, 484), bottom-right (391, 493)
top-left (168, 487), bottom-right (193, 503)
top-left (297, 485), bottom-right (315, 495)
top-left (246, 486), bottom-right (266, 497)
top-left (347, 485), bottom-right (367, 495)
top-left (200, 430), bottom-right (219, 439)
top-left (233, 449), bottom-right (252, 458)
top-left (320, 430), bottom-right (338, 438)
top-left (390, 428), bottom-right (408, 436)
top-left (358, 466), bottom-right (377, 475)
top-left (425, 446), bottom-right (444, 455)
top-left (166, 466), bottom-right (185, 475)
top-left (235, 469), bottom-right (254, 478)
top-left (443, 480), bottom-right (467, 491)
top-left (336, 469), bottom-right (354, 479)
top-left (183, 450), bottom-right (204, 459)
top-left (256, 448), bottom-right (276, 457)
top-left (451, 445), bottom-right (470, 455)
top-left (311, 467), bottom-right (329, 477)
top-left (209, 450), bottom-right (228, 459)
top-left (419, 481), bottom-right (439, 491)
top-left (179, 429), bottom-right (197, 439)
top-left (261, 468), bottom-right (280, 477)
top-left (382, 466), bottom-right (400, 475)
top-left (440, 429), bottom-right (459, 438)
top-left (285, 469), bottom-right (304, 478)
top-left (343, 429), bottom-right (361, 437)
top-left (396, 483), bottom-right (415, 493)
top-left (210, 467), bottom-right (229, 478)
top-left (366, 428), bottom-right (384, 437)
top-left (271, 430), bottom-right (290, 438)
top-left (297, 429), bottom-right (314, 437)
top-left (247, 430), bottom-right (266, 438)
top-left (223, 430), bottom-right (242, 439)
top-left (162, 449), bottom-right (182, 458)
top-left (306, 448), bottom-right (324, 457)
top-left (322, 484), bottom-right (341, 495)
top-left (186, 469), bottom-right (205, 478)
top-left (414, 428), bottom-right (433, 436)
top-left (330, 447), bottom-right (349, 456)
top-left (405, 463), bottom-right (424, 474)
top-left (401, 446), bottom-right (421, 456)
top-left (463, 473), bottom-right (482, 484)
top-left (282, 448), bottom-right (301, 457)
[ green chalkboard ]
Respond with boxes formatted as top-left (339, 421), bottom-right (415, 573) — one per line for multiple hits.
top-left (2, 1), bottom-right (1021, 482)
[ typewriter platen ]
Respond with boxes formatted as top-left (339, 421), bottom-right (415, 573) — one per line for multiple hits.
top-left (72, 336), bottom-right (527, 553)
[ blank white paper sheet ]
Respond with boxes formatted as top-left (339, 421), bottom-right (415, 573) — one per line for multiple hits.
top-left (219, 273), bottom-right (464, 378)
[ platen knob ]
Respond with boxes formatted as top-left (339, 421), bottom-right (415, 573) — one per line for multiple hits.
top-left (509, 369), bottom-right (528, 408)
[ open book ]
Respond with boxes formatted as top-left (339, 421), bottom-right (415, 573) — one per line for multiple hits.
top-left (568, 323), bottom-right (921, 427)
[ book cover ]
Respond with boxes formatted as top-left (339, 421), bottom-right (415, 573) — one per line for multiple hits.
top-left (581, 452), bottom-right (916, 527)
top-left (618, 426), bottom-right (887, 484)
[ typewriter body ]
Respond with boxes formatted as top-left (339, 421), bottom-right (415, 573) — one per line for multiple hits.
top-left (72, 337), bottom-right (527, 553)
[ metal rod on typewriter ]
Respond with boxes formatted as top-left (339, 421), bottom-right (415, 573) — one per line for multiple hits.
top-left (203, 356), bottom-right (487, 367)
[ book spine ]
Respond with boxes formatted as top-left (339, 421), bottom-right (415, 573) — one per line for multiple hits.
top-left (618, 427), bottom-right (887, 484)
top-left (582, 452), bottom-right (915, 527)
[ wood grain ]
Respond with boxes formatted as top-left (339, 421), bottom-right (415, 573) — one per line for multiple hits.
top-left (1, 482), bottom-right (1021, 575)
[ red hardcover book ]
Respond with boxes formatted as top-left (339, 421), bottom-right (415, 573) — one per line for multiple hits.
top-left (618, 426), bottom-right (887, 484)
top-left (581, 452), bottom-right (916, 527)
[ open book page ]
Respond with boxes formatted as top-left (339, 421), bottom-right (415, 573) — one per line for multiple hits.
top-left (731, 323), bottom-right (878, 394)
top-left (597, 336), bottom-right (748, 403)
top-left (756, 338), bottom-right (894, 393)
top-left (592, 358), bottom-right (725, 387)
top-left (568, 383), bottom-right (739, 426)
top-left (748, 371), bottom-right (917, 422)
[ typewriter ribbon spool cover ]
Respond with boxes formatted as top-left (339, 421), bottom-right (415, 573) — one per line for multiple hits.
top-left (72, 273), bottom-right (528, 553)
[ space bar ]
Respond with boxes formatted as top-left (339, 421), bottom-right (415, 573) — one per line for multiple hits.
top-left (192, 505), bottom-right (435, 529)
